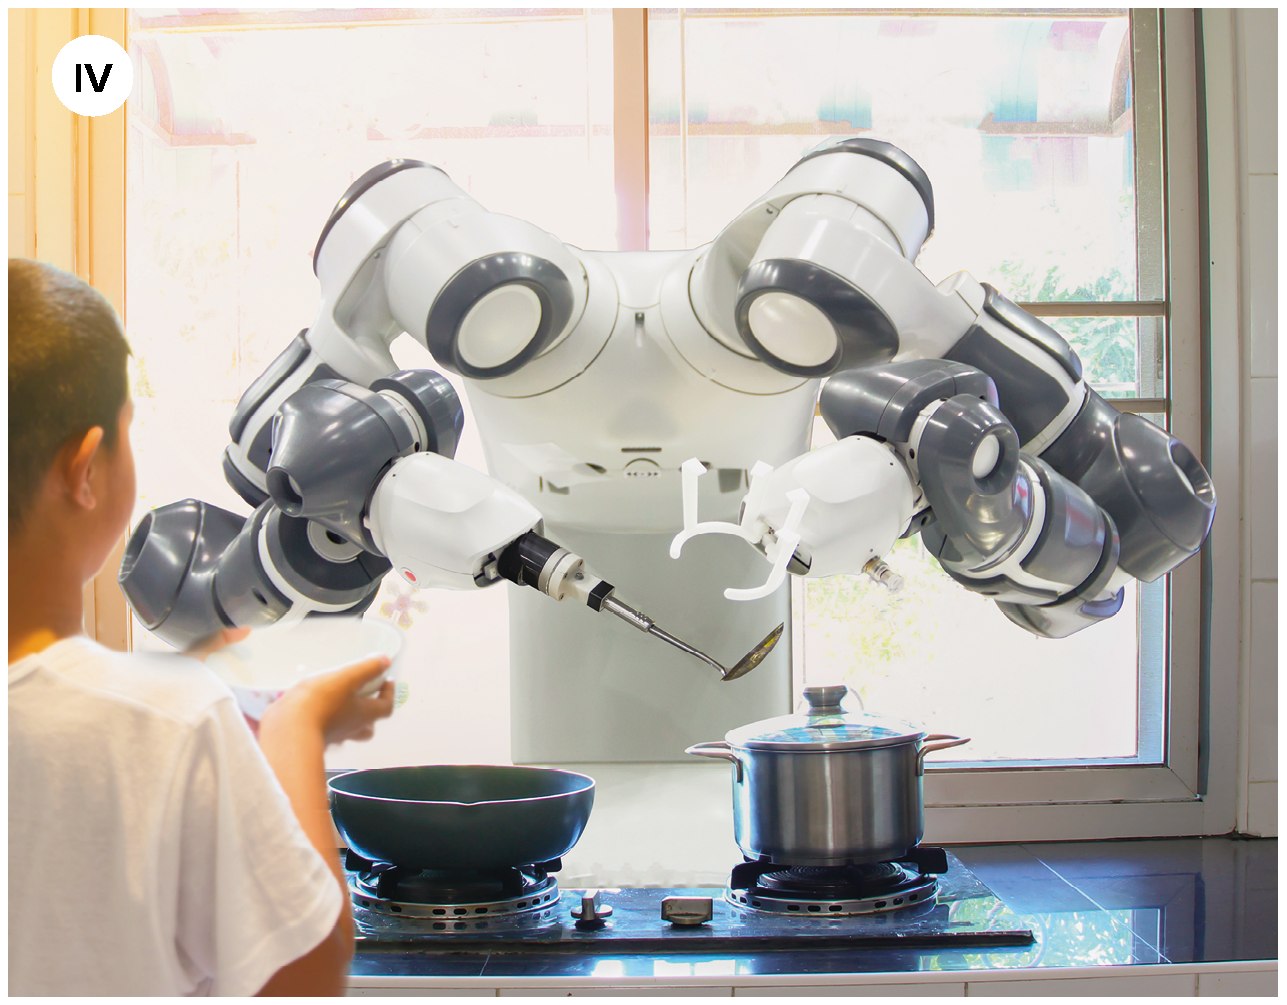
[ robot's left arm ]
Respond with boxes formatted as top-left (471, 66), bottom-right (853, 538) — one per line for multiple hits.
top-left (688, 139), bottom-right (1216, 637)
top-left (120, 367), bottom-right (618, 648)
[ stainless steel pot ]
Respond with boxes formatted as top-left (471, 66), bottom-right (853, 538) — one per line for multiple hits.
top-left (686, 685), bottom-right (968, 865)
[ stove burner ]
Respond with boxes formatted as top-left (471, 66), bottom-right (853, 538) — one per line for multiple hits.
top-left (350, 862), bottom-right (560, 921)
top-left (758, 862), bottom-right (910, 894)
top-left (726, 848), bottom-right (946, 917)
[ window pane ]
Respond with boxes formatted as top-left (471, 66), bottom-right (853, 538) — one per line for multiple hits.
top-left (649, 9), bottom-right (1167, 765)
top-left (1044, 315), bottom-right (1168, 399)
top-left (796, 416), bottom-right (1162, 763)
top-left (648, 10), bottom-right (1141, 300)
top-left (125, 12), bottom-right (616, 774)
top-left (799, 567), bottom-right (1142, 762)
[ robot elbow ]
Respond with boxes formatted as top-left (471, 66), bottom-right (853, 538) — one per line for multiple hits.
top-left (119, 500), bottom-right (245, 647)
top-left (1041, 391), bottom-right (1216, 581)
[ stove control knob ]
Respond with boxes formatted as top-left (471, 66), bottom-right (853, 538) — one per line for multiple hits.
top-left (571, 888), bottom-right (613, 929)
top-left (661, 896), bottom-right (714, 926)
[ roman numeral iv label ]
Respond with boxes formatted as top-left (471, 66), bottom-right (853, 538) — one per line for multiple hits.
top-left (52, 35), bottom-right (133, 117)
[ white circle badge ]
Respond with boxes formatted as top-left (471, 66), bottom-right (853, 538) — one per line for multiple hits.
top-left (51, 36), bottom-right (133, 117)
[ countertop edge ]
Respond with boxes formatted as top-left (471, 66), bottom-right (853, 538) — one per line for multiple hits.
top-left (347, 958), bottom-right (1278, 990)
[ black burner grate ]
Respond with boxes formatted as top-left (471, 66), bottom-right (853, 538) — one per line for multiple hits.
top-left (757, 862), bottom-right (914, 898)
top-left (355, 865), bottom-right (550, 905)
top-left (346, 853), bottom-right (562, 920)
top-left (341, 849), bottom-right (1038, 949)
top-left (726, 846), bottom-right (949, 917)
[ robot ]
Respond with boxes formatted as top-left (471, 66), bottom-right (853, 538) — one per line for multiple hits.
top-left (120, 138), bottom-right (1216, 761)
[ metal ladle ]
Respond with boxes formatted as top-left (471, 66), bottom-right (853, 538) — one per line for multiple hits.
top-left (600, 594), bottom-right (784, 682)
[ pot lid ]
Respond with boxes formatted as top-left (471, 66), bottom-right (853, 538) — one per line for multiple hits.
top-left (725, 685), bottom-right (926, 751)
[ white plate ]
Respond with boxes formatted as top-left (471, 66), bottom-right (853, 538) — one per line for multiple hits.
top-left (206, 618), bottom-right (403, 721)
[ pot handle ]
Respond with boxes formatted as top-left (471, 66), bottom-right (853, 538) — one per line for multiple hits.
top-left (685, 741), bottom-right (744, 783)
top-left (918, 734), bottom-right (970, 775)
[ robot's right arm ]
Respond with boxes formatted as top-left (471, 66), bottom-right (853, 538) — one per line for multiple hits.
top-left (121, 369), bottom-right (612, 649)
top-left (222, 160), bottom-right (589, 507)
top-left (122, 367), bottom-right (497, 647)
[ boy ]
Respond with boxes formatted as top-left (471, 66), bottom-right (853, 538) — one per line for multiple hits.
top-left (9, 258), bottom-right (395, 995)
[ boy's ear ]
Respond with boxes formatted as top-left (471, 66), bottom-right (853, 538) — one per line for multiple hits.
top-left (62, 426), bottom-right (106, 510)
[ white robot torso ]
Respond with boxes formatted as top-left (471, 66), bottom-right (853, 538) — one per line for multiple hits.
top-left (466, 247), bottom-right (819, 535)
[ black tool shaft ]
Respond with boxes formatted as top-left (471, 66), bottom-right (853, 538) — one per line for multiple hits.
top-left (599, 594), bottom-right (779, 681)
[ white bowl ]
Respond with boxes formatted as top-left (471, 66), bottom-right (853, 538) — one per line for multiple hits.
top-left (206, 618), bottom-right (403, 721)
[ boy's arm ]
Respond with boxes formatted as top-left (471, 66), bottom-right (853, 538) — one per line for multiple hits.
top-left (254, 922), bottom-right (350, 997)
top-left (252, 656), bottom-right (395, 997)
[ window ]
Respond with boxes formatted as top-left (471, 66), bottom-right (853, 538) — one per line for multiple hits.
top-left (125, 7), bottom-right (617, 767)
top-left (648, 9), bottom-right (1177, 768)
top-left (123, 9), bottom-right (1213, 859)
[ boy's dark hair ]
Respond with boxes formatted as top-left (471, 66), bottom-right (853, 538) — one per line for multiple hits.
top-left (9, 259), bottom-right (131, 530)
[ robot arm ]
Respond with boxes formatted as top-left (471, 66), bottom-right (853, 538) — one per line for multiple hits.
top-left (123, 364), bottom-right (578, 644)
top-left (819, 361), bottom-right (1127, 638)
top-left (125, 364), bottom-right (774, 674)
top-left (223, 160), bottom-right (590, 507)
top-left (673, 360), bottom-right (1126, 638)
top-left (121, 367), bottom-right (483, 647)
top-left (683, 137), bottom-right (1215, 637)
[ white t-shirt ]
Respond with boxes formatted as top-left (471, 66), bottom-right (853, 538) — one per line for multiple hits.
top-left (8, 636), bottom-right (344, 996)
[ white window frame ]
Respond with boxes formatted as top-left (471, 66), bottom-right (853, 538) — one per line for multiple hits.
top-left (603, 7), bottom-right (1244, 838)
top-left (641, 7), bottom-right (1237, 838)
top-left (919, 9), bottom-right (1241, 841)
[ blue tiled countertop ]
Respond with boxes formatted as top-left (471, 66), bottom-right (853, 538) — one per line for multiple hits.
top-left (350, 836), bottom-right (1277, 982)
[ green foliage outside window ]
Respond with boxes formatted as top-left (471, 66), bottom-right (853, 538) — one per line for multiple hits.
top-left (995, 259), bottom-right (1139, 394)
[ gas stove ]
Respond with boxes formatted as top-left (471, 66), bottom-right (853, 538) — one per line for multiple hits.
top-left (345, 847), bottom-right (1034, 952)
top-left (348, 855), bottom-right (561, 927)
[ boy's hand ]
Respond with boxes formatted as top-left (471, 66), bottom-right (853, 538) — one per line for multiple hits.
top-left (260, 655), bottom-right (395, 747)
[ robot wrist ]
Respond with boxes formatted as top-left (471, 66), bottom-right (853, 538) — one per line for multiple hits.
top-left (495, 531), bottom-right (608, 607)
top-left (369, 453), bottom-right (543, 591)
top-left (264, 370), bottom-right (463, 552)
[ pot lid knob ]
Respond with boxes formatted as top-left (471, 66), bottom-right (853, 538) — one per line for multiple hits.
top-left (802, 684), bottom-right (847, 712)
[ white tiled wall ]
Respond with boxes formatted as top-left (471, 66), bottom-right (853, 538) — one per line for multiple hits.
top-left (1235, 8), bottom-right (1277, 837)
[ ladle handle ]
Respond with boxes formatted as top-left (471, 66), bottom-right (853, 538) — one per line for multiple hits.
top-left (685, 741), bottom-right (745, 783)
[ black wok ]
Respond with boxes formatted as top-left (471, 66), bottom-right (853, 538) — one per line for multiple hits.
top-left (328, 765), bottom-right (595, 871)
